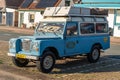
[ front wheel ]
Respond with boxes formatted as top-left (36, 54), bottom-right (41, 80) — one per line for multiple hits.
top-left (12, 57), bottom-right (29, 67)
top-left (36, 51), bottom-right (56, 73)
top-left (87, 46), bottom-right (100, 63)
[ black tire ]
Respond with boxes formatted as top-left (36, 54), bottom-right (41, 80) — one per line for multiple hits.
top-left (36, 51), bottom-right (56, 73)
top-left (87, 45), bottom-right (100, 63)
top-left (12, 57), bottom-right (29, 67)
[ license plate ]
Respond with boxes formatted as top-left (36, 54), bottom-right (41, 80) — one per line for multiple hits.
top-left (16, 54), bottom-right (26, 59)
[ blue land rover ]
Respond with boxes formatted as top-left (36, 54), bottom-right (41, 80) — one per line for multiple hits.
top-left (8, 7), bottom-right (110, 73)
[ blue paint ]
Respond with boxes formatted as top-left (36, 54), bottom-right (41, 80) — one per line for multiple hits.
top-left (82, 0), bottom-right (120, 3)
top-left (74, 0), bottom-right (120, 9)
top-left (74, 4), bottom-right (120, 9)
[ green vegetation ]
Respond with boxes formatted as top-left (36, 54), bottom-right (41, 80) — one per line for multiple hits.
top-left (0, 60), bottom-right (3, 64)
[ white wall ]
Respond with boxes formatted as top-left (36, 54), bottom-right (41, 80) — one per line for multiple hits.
top-left (108, 9), bottom-right (120, 37)
top-left (19, 11), bottom-right (43, 28)
top-left (107, 9), bottom-right (114, 28)
top-left (35, 12), bottom-right (43, 23)
top-left (107, 9), bottom-right (120, 37)
top-left (6, 8), bottom-right (16, 12)
top-left (24, 12), bottom-right (29, 24)
top-left (113, 25), bottom-right (120, 37)
top-left (18, 11), bottom-right (23, 28)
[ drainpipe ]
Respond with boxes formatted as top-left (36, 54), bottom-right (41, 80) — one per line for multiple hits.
top-left (4, 0), bottom-right (7, 26)
top-left (113, 9), bottom-right (116, 37)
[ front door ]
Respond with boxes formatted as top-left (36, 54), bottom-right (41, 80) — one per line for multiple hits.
top-left (6, 12), bottom-right (13, 26)
top-left (65, 22), bottom-right (79, 55)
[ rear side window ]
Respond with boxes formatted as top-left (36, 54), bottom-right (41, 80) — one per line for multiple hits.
top-left (96, 23), bottom-right (108, 33)
top-left (80, 23), bottom-right (95, 34)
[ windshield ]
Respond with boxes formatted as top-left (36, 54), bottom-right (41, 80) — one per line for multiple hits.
top-left (36, 22), bottom-right (65, 34)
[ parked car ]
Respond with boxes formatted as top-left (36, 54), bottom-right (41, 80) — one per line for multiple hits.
top-left (8, 7), bottom-right (110, 73)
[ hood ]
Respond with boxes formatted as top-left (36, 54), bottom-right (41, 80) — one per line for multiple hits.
top-left (19, 36), bottom-right (61, 40)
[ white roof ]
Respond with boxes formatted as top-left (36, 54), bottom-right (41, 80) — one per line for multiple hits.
top-left (40, 17), bottom-right (70, 22)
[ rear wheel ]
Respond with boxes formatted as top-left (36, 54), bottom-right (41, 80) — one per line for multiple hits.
top-left (87, 45), bottom-right (100, 63)
top-left (36, 51), bottom-right (56, 73)
top-left (12, 57), bottom-right (29, 67)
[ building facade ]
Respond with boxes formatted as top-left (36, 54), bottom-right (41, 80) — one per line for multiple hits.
top-left (0, 0), bottom-right (24, 26)
top-left (18, 0), bottom-right (80, 28)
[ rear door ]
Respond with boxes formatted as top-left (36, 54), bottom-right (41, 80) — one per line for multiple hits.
top-left (79, 23), bottom-right (95, 53)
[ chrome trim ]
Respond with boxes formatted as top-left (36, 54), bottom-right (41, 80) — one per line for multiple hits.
top-left (7, 53), bottom-right (39, 60)
top-left (22, 39), bottom-right (31, 51)
top-left (8, 53), bottom-right (15, 57)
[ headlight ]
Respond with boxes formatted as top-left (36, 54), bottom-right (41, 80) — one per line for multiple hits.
top-left (9, 39), bottom-right (16, 49)
top-left (32, 41), bottom-right (39, 51)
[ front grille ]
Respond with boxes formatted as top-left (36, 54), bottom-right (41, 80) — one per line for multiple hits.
top-left (22, 39), bottom-right (31, 52)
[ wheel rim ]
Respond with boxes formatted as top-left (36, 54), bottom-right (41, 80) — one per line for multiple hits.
top-left (92, 49), bottom-right (99, 60)
top-left (43, 55), bottom-right (53, 69)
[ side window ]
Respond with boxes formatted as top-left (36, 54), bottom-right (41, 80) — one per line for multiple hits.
top-left (80, 23), bottom-right (95, 34)
top-left (65, 0), bottom-right (70, 6)
top-left (66, 22), bottom-right (78, 36)
top-left (96, 23), bottom-right (108, 33)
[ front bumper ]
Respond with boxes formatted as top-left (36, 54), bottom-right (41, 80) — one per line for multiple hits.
top-left (8, 53), bottom-right (39, 60)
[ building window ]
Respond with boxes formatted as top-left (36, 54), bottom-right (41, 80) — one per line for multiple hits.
top-left (65, 0), bottom-right (70, 6)
top-left (29, 14), bottom-right (35, 22)
top-left (115, 9), bottom-right (120, 25)
top-left (41, 11), bottom-right (44, 15)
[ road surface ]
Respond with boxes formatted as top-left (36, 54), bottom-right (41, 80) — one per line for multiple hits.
top-left (0, 29), bottom-right (120, 80)
top-left (0, 70), bottom-right (32, 80)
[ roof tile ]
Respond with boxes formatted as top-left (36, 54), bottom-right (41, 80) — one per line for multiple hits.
top-left (6, 0), bottom-right (24, 8)
top-left (19, 0), bottom-right (62, 10)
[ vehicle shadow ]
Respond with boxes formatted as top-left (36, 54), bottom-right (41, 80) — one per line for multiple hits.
top-left (23, 55), bottom-right (120, 74)
top-left (51, 55), bottom-right (120, 74)
top-left (25, 65), bottom-right (36, 68)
